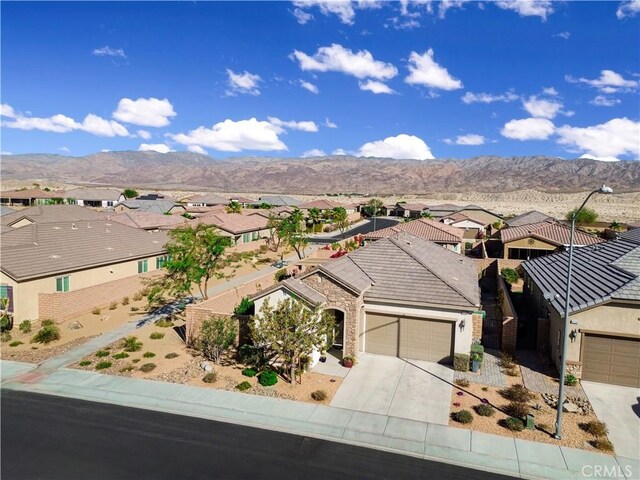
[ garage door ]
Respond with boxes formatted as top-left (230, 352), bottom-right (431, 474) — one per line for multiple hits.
top-left (582, 333), bottom-right (640, 387)
top-left (365, 313), bottom-right (453, 363)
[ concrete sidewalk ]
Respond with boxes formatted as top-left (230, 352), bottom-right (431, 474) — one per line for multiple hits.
top-left (2, 360), bottom-right (636, 480)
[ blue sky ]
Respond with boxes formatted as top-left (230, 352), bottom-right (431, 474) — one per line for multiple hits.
top-left (1, 1), bottom-right (639, 161)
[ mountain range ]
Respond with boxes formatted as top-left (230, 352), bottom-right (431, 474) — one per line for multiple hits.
top-left (2, 152), bottom-right (639, 194)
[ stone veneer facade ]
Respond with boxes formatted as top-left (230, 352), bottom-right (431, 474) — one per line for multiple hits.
top-left (300, 271), bottom-right (364, 358)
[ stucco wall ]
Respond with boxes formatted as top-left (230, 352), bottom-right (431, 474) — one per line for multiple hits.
top-left (504, 237), bottom-right (557, 259)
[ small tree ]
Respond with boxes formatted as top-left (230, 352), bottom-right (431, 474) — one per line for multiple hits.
top-left (492, 220), bottom-right (502, 231)
top-left (123, 188), bottom-right (138, 199)
top-left (251, 297), bottom-right (333, 384)
top-left (501, 268), bottom-right (519, 285)
top-left (332, 206), bottom-right (349, 237)
top-left (566, 207), bottom-right (598, 227)
top-left (266, 212), bottom-right (283, 252)
top-left (259, 202), bottom-right (272, 209)
top-left (196, 316), bottom-right (237, 364)
top-left (226, 201), bottom-right (242, 214)
top-left (278, 209), bottom-right (308, 259)
top-left (609, 220), bottom-right (623, 231)
top-left (420, 211), bottom-right (434, 219)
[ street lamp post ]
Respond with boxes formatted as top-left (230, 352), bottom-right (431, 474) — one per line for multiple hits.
top-left (554, 184), bottom-right (613, 440)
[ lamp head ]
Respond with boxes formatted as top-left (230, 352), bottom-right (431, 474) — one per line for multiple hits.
top-left (599, 184), bottom-right (613, 194)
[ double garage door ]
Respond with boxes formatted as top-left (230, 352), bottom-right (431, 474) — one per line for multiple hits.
top-left (582, 333), bottom-right (640, 387)
top-left (364, 313), bottom-right (453, 363)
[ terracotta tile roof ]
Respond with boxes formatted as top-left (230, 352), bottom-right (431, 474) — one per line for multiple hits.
top-left (1, 204), bottom-right (103, 227)
top-left (191, 211), bottom-right (268, 234)
top-left (299, 199), bottom-right (349, 210)
top-left (0, 189), bottom-right (64, 200)
top-left (183, 205), bottom-right (227, 215)
top-left (500, 220), bottom-right (603, 246)
top-left (442, 212), bottom-right (488, 227)
top-left (0, 221), bottom-right (168, 281)
top-left (506, 210), bottom-right (553, 227)
top-left (398, 203), bottom-right (428, 211)
top-left (364, 218), bottom-right (464, 243)
top-left (98, 211), bottom-right (188, 230)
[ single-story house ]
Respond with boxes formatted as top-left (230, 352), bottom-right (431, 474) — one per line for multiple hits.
top-left (251, 231), bottom-right (481, 366)
top-left (98, 211), bottom-right (188, 231)
top-left (0, 220), bottom-right (168, 323)
top-left (0, 189), bottom-right (65, 206)
top-left (422, 204), bottom-right (464, 219)
top-left (258, 195), bottom-right (301, 207)
top-left (426, 204), bottom-right (503, 226)
top-left (1, 204), bottom-right (103, 229)
top-left (191, 212), bottom-right (270, 245)
top-left (363, 218), bottom-right (465, 253)
top-left (440, 212), bottom-right (488, 240)
top-left (395, 202), bottom-right (429, 219)
top-left (298, 199), bottom-right (358, 215)
top-left (499, 220), bottom-right (602, 260)
top-left (114, 199), bottom-right (185, 215)
top-left (183, 193), bottom-right (230, 207)
top-left (505, 210), bottom-right (554, 227)
top-left (522, 228), bottom-right (640, 387)
top-left (229, 195), bottom-right (257, 207)
top-left (65, 188), bottom-right (126, 208)
top-left (246, 206), bottom-right (295, 219)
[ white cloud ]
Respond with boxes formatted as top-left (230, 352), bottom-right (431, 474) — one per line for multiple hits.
top-left (556, 118), bottom-right (640, 160)
top-left (357, 134), bottom-right (435, 160)
top-left (444, 134), bottom-right (486, 145)
top-left (268, 117), bottom-right (319, 133)
top-left (553, 31), bottom-right (570, 39)
top-left (542, 87), bottom-right (559, 96)
top-left (300, 80), bottom-right (319, 94)
top-left (405, 48), bottom-right (463, 91)
top-left (292, 7), bottom-right (314, 24)
top-left (169, 118), bottom-right (287, 152)
top-left (359, 80), bottom-right (395, 94)
top-left (0, 104), bottom-right (17, 118)
top-left (292, 0), bottom-right (355, 24)
top-left (438, 0), bottom-right (468, 18)
top-left (332, 148), bottom-right (347, 155)
top-left (495, 0), bottom-right (554, 20)
top-left (225, 69), bottom-right (262, 96)
top-left (579, 154), bottom-right (620, 163)
top-left (324, 118), bottom-right (338, 128)
top-left (386, 17), bottom-right (421, 30)
top-left (139, 143), bottom-right (173, 153)
top-left (589, 95), bottom-right (621, 107)
top-left (522, 96), bottom-right (563, 119)
top-left (92, 46), bottom-right (127, 58)
top-left (59, 146), bottom-right (70, 153)
top-left (461, 91), bottom-right (518, 104)
top-left (290, 43), bottom-right (397, 80)
top-left (81, 114), bottom-right (130, 137)
top-left (302, 149), bottom-right (326, 157)
top-left (137, 129), bottom-right (152, 140)
top-left (617, 0), bottom-right (640, 19)
top-left (565, 69), bottom-right (638, 93)
top-left (501, 118), bottom-right (555, 140)
top-left (187, 145), bottom-right (208, 155)
top-left (112, 97), bottom-right (176, 127)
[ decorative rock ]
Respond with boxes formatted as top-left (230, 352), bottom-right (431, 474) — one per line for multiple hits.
top-left (200, 362), bottom-right (213, 372)
top-left (100, 315), bottom-right (109, 322)
top-left (68, 321), bottom-right (83, 330)
top-left (563, 401), bottom-right (579, 413)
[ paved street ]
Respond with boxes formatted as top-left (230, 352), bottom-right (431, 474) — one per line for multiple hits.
top-left (1, 390), bottom-right (516, 480)
top-left (309, 217), bottom-right (400, 243)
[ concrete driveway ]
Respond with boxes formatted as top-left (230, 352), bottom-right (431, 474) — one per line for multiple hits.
top-left (329, 353), bottom-right (453, 425)
top-left (582, 381), bottom-right (640, 459)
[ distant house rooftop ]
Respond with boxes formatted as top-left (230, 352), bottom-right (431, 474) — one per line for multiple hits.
top-left (506, 210), bottom-right (554, 227)
top-left (65, 188), bottom-right (124, 202)
top-left (364, 218), bottom-right (464, 244)
top-left (98, 211), bottom-right (187, 230)
top-left (119, 199), bottom-right (184, 215)
top-left (184, 193), bottom-right (230, 206)
top-left (1, 204), bottom-right (103, 228)
top-left (258, 195), bottom-right (301, 207)
top-left (298, 199), bottom-right (351, 210)
top-left (191, 211), bottom-right (268, 235)
top-left (500, 220), bottom-right (603, 247)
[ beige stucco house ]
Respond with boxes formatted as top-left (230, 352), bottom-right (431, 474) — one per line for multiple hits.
top-left (191, 211), bottom-right (270, 246)
top-left (364, 218), bottom-right (465, 254)
top-left (522, 229), bottom-right (640, 387)
top-left (251, 232), bottom-right (481, 368)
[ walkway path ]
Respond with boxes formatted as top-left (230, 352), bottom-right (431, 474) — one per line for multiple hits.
top-left (480, 275), bottom-right (501, 349)
top-left (1, 360), bottom-right (636, 480)
top-left (454, 348), bottom-right (506, 388)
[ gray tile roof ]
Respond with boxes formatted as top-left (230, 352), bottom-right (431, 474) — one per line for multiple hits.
top-left (1, 204), bottom-right (103, 227)
top-left (258, 196), bottom-right (301, 206)
top-left (0, 220), bottom-right (168, 281)
top-left (120, 199), bottom-right (183, 214)
top-left (522, 235), bottom-right (640, 315)
top-left (619, 228), bottom-right (640, 245)
top-left (506, 210), bottom-right (554, 227)
top-left (322, 231), bottom-right (480, 308)
top-left (184, 193), bottom-right (230, 205)
top-left (65, 188), bottom-right (124, 201)
top-left (281, 278), bottom-right (327, 306)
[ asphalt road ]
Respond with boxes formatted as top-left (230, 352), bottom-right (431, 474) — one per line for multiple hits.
top-left (309, 217), bottom-right (400, 243)
top-left (2, 390), bottom-right (516, 480)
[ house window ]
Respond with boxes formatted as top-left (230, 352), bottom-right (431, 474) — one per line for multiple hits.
top-left (242, 233), bottom-right (251, 243)
top-left (0, 284), bottom-right (13, 312)
top-left (156, 255), bottom-right (169, 269)
top-left (252, 231), bottom-right (259, 241)
top-left (56, 276), bottom-right (70, 292)
top-left (138, 259), bottom-right (148, 273)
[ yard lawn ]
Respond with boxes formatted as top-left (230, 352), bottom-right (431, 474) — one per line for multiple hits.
top-left (449, 368), bottom-right (613, 454)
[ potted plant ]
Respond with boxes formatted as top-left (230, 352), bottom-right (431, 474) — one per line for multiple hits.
top-left (342, 355), bottom-right (356, 368)
top-left (471, 353), bottom-right (481, 373)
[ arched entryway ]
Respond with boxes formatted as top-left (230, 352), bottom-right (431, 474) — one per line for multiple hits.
top-left (324, 308), bottom-right (345, 361)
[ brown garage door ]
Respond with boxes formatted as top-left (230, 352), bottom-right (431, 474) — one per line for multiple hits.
top-left (582, 333), bottom-right (640, 387)
top-left (364, 313), bottom-right (453, 363)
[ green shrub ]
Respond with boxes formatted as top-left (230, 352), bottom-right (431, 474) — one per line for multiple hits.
top-left (95, 350), bottom-right (110, 358)
top-left (453, 353), bottom-right (470, 372)
top-left (132, 358), bottom-right (141, 364)
top-left (454, 378), bottom-right (470, 388)
top-left (122, 336), bottom-right (142, 352)
top-left (132, 292), bottom-right (143, 302)
top-left (41, 319), bottom-right (54, 327)
top-left (475, 404), bottom-right (495, 417)
top-left (504, 417), bottom-right (525, 432)
top-left (504, 401), bottom-right (530, 419)
top-left (112, 352), bottom-right (129, 360)
top-left (92, 307), bottom-right (101, 315)
top-left (582, 420), bottom-right (608, 437)
top-left (19, 320), bottom-right (32, 334)
top-left (143, 351), bottom-right (156, 358)
top-left (236, 381), bottom-right (252, 391)
top-left (564, 373), bottom-right (578, 386)
top-left (155, 318), bottom-right (174, 328)
top-left (238, 344), bottom-right (268, 369)
top-left (501, 268), bottom-right (519, 285)
top-left (79, 360), bottom-right (91, 367)
top-left (9, 340), bottom-right (23, 347)
top-left (311, 390), bottom-right (327, 401)
top-left (453, 410), bottom-right (473, 424)
top-left (150, 332), bottom-right (165, 340)
top-left (165, 352), bottom-right (179, 359)
top-left (0, 314), bottom-right (11, 332)
top-left (120, 365), bottom-right (134, 373)
top-left (139, 363), bottom-right (156, 373)
top-left (274, 268), bottom-right (289, 282)
top-left (234, 297), bottom-right (254, 315)
top-left (591, 438), bottom-right (614, 452)
top-left (31, 324), bottom-right (61, 344)
top-left (0, 331), bottom-right (11, 342)
top-left (482, 386), bottom-right (489, 392)
top-left (109, 301), bottom-right (118, 310)
top-left (130, 307), bottom-right (140, 312)
top-left (203, 372), bottom-right (217, 383)
top-left (470, 343), bottom-right (484, 363)
top-left (95, 361), bottom-right (112, 370)
top-left (242, 368), bottom-right (257, 377)
top-left (122, 297), bottom-right (130, 306)
top-left (258, 370), bottom-right (278, 387)
top-left (499, 384), bottom-right (534, 402)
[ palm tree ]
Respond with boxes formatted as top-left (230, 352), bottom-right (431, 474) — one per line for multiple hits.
top-left (226, 201), bottom-right (242, 214)
top-left (364, 198), bottom-right (384, 231)
top-left (308, 207), bottom-right (321, 227)
top-left (420, 211), bottom-right (434, 219)
top-left (609, 220), bottom-right (623, 231)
